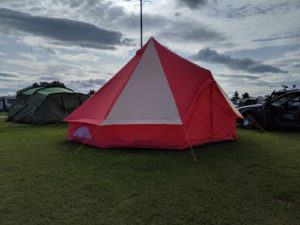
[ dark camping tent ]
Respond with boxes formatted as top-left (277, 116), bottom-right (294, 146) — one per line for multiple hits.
top-left (7, 86), bottom-right (88, 124)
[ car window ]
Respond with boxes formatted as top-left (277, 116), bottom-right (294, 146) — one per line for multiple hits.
top-left (7, 99), bottom-right (15, 104)
top-left (271, 94), bottom-right (295, 106)
top-left (292, 96), bottom-right (300, 102)
top-left (291, 96), bottom-right (300, 107)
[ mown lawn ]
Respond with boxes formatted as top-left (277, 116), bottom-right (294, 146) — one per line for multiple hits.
top-left (0, 117), bottom-right (299, 225)
top-left (0, 112), bottom-right (7, 117)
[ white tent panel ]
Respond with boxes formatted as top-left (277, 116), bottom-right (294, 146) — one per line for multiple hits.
top-left (102, 39), bottom-right (182, 125)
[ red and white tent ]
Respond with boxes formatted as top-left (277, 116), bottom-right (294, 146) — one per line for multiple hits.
top-left (65, 37), bottom-right (242, 150)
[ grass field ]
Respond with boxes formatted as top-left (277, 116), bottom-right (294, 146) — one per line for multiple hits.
top-left (0, 115), bottom-right (299, 225)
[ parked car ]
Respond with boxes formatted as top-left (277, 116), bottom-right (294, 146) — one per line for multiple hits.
top-left (238, 96), bottom-right (267, 107)
top-left (269, 86), bottom-right (299, 99)
top-left (238, 90), bottom-right (300, 128)
top-left (0, 96), bottom-right (16, 112)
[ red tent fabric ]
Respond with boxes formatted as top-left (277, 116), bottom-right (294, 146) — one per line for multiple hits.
top-left (65, 37), bottom-right (242, 150)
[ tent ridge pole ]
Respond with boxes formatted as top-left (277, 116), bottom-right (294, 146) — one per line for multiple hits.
top-left (140, 0), bottom-right (143, 48)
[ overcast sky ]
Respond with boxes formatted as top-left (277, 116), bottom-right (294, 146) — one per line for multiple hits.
top-left (0, 0), bottom-right (299, 97)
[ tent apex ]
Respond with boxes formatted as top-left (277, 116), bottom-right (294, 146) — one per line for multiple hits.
top-left (146, 36), bottom-right (157, 45)
top-left (136, 37), bottom-right (156, 55)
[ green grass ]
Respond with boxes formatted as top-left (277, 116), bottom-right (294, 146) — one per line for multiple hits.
top-left (0, 112), bottom-right (7, 116)
top-left (0, 117), bottom-right (299, 225)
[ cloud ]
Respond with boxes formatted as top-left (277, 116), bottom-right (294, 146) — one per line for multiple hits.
top-left (221, 74), bottom-right (261, 80)
top-left (119, 13), bottom-right (169, 31)
top-left (215, 2), bottom-right (299, 19)
top-left (0, 87), bottom-right (17, 94)
top-left (226, 44), bottom-right (300, 62)
top-left (213, 72), bottom-right (300, 97)
top-left (0, 8), bottom-right (131, 50)
top-left (253, 33), bottom-right (300, 42)
top-left (67, 78), bottom-right (107, 93)
top-left (44, 47), bottom-right (57, 55)
top-left (294, 63), bottom-right (300, 68)
top-left (69, 78), bottom-right (107, 88)
top-left (39, 75), bottom-right (59, 81)
top-left (0, 72), bottom-right (19, 78)
top-left (121, 38), bottom-right (136, 46)
top-left (176, 0), bottom-right (208, 9)
top-left (158, 22), bottom-right (225, 43)
top-left (192, 47), bottom-right (288, 73)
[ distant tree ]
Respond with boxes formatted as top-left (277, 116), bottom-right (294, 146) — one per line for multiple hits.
top-left (281, 85), bottom-right (288, 90)
top-left (242, 92), bottom-right (250, 99)
top-left (39, 81), bottom-right (50, 87)
top-left (88, 90), bottom-right (95, 96)
top-left (51, 81), bottom-right (66, 88)
top-left (32, 82), bottom-right (39, 87)
top-left (231, 90), bottom-right (240, 101)
top-left (31, 81), bottom-right (66, 88)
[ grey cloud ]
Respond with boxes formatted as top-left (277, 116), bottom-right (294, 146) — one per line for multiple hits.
top-left (119, 13), bottom-right (169, 31)
top-left (25, 0), bottom-right (167, 34)
top-left (176, 0), bottom-right (208, 9)
top-left (121, 38), bottom-right (136, 46)
top-left (0, 77), bottom-right (11, 82)
top-left (226, 44), bottom-right (300, 61)
top-left (244, 78), bottom-right (300, 91)
top-left (253, 33), bottom-right (300, 42)
top-left (67, 79), bottom-right (107, 92)
top-left (70, 78), bottom-right (107, 87)
top-left (0, 72), bottom-right (19, 78)
top-left (215, 73), bottom-right (299, 96)
top-left (0, 8), bottom-right (129, 50)
top-left (0, 1), bottom-right (175, 42)
top-left (217, 2), bottom-right (298, 19)
top-left (293, 63), bottom-right (300, 68)
top-left (0, 87), bottom-right (16, 93)
top-left (39, 75), bottom-right (61, 81)
top-left (44, 48), bottom-right (57, 55)
top-left (192, 48), bottom-right (288, 73)
top-left (77, 0), bottom-right (166, 31)
top-left (64, 0), bottom-right (85, 8)
top-left (221, 74), bottom-right (261, 80)
top-left (158, 22), bottom-right (225, 42)
top-left (45, 64), bottom-right (76, 75)
top-left (71, 0), bottom-right (127, 27)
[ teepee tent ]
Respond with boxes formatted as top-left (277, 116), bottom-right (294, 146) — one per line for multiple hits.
top-left (65, 37), bottom-right (242, 150)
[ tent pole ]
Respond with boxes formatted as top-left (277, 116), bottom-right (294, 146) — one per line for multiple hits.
top-left (183, 126), bottom-right (198, 162)
top-left (140, 0), bottom-right (143, 49)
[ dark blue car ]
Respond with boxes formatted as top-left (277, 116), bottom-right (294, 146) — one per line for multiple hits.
top-left (238, 90), bottom-right (300, 128)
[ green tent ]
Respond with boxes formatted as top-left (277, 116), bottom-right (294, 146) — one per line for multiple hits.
top-left (7, 86), bottom-right (89, 124)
